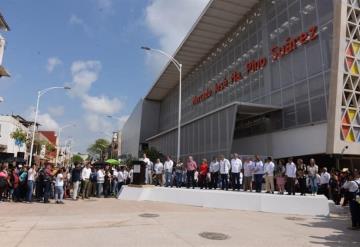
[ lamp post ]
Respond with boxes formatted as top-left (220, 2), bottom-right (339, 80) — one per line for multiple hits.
top-left (28, 86), bottom-right (71, 166)
top-left (55, 123), bottom-right (76, 165)
top-left (141, 46), bottom-right (182, 162)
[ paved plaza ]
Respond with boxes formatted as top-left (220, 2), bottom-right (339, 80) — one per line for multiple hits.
top-left (0, 199), bottom-right (359, 247)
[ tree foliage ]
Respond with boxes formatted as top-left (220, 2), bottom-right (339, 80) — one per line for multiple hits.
top-left (87, 138), bottom-right (110, 159)
top-left (10, 128), bottom-right (27, 144)
top-left (72, 154), bottom-right (84, 164)
top-left (143, 147), bottom-right (165, 162)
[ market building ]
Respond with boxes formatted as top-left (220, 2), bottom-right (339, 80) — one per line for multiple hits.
top-left (122, 0), bottom-right (360, 169)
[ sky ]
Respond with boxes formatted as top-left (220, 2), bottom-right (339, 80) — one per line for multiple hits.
top-left (0, 0), bottom-right (209, 153)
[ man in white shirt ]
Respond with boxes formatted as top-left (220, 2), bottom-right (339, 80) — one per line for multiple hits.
top-left (123, 169), bottom-right (129, 185)
top-left (81, 163), bottom-right (92, 199)
top-left (243, 158), bottom-right (254, 192)
top-left (112, 168), bottom-right (118, 196)
top-left (164, 156), bottom-right (174, 187)
top-left (320, 167), bottom-right (330, 199)
top-left (219, 155), bottom-right (230, 191)
top-left (230, 153), bottom-right (242, 191)
top-left (154, 159), bottom-right (164, 186)
top-left (116, 167), bottom-right (125, 196)
top-left (96, 168), bottom-right (105, 197)
top-left (342, 173), bottom-right (360, 229)
top-left (264, 157), bottom-right (275, 194)
top-left (26, 164), bottom-right (37, 203)
top-left (142, 154), bottom-right (153, 185)
top-left (253, 155), bottom-right (264, 193)
top-left (285, 157), bottom-right (297, 195)
top-left (209, 157), bottom-right (220, 189)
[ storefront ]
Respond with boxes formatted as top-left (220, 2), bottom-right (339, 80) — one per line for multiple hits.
top-left (122, 0), bottom-right (360, 169)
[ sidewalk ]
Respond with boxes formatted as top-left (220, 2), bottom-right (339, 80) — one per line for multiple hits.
top-left (0, 199), bottom-right (359, 247)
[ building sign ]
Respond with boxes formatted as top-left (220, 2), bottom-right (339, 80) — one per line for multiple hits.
top-left (192, 26), bottom-right (318, 105)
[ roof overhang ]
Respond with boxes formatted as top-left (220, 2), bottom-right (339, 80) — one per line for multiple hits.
top-left (0, 13), bottom-right (10, 31)
top-left (146, 101), bottom-right (281, 141)
top-left (145, 0), bottom-right (259, 101)
top-left (236, 102), bottom-right (281, 116)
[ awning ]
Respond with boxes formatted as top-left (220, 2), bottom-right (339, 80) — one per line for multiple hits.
top-left (236, 102), bottom-right (281, 117)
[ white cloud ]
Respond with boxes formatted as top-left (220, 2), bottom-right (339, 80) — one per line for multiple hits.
top-left (144, 0), bottom-right (209, 71)
top-left (82, 94), bottom-right (123, 115)
top-left (37, 113), bottom-right (59, 130)
top-left (84, 113), bottom-right (112, 132)
top-left (26, 107), bottom-right (59, 130)
top-left (66, 59), bottom-right (125, 133)
top-left (116, 115), bottom-right (129, 129)
top-left (48, 105), bottom-right (65, 117)
top-left (96, 0), bottom-right (112, 11)
top-left (69, 14), bottom-right (91, 35)
top-left (70, 60), bottom-right (101, 97)
top-left (46, 57), bottom-right (62, 73)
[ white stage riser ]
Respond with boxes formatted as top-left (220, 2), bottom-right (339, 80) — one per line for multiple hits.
top-left (118, 186), bottom-right (329, 216)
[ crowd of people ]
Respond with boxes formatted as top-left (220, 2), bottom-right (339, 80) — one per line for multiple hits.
top-left (0, 153), bottom-right (359, 230)
top-left (0, 161), bottom-right (133, 204)
top-left (142, 153), bottom-right (360, 230)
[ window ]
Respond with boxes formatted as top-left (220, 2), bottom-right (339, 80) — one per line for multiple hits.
top-left (306, 40), bottom-right (323, 76)
top-left (283, 105), bottom-right (296, 128)
top-left (309, 73), bottom-right (325, 98)
top-left (292, 48), bottom-right (307, 82)
top-left (296, 101), bottom-right (311, 124)
top-left (310, 96), bottom-right (327, 122)
top-left (282, 86), bottom-right (295, 105)
top-left (295, 80), bottom-right (309, 103)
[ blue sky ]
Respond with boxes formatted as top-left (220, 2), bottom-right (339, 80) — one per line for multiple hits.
top-left (0, 0), bottom-right (209, 152)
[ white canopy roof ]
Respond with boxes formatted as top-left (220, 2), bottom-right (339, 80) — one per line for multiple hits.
top-left (145, 0), bottom-right (259, 101)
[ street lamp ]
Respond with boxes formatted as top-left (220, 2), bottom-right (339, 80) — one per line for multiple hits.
top-left (28, 86), bottom-right (71, 166)
top-left (55, 123), bottom-right (76, 165)
top-left (141, 46), bottom-right (182, 162)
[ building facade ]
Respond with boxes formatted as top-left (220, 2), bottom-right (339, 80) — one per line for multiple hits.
top-left (122, 0), bottom-right (360, 169)
top-left (0, 115), bottom-right (30, 160)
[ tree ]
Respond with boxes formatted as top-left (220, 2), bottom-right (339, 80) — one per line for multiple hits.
top-left (10, 128), bottom-right (27, 145)
top-left (87, 138), bottom-right (110, 160)
top-left (143, 147), bottom-right (165, 162)
top-left (72, 154), bottom-right (84, 164)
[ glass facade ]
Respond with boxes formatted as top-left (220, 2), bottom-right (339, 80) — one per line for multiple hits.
top-left (149, 0), bottom-right (334, 160)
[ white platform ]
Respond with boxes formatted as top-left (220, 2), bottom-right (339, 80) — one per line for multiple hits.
top-left (118, 186), bottom-right (329, 216)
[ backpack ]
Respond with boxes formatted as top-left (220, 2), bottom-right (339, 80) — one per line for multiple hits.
top-left (19, 171), bottom-right (28, 183)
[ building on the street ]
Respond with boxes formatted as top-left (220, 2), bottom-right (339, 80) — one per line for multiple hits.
top-left (122, 0), bottom-right (360, 169)
top-left (110, 131), bottom-right (121, 159)
top-left (0, 11), bottom-right (10, 77)
top-left (0, 115), bottom-right (31, 160)
top-left (37, 131), bottom-right (57, 163)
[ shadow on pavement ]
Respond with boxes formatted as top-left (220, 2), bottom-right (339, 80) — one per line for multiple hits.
top-left (298, 214), bottom-right (360, 247)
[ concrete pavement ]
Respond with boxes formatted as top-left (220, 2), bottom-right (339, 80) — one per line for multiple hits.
top-left (0, 198), bottom-right (359, 247)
